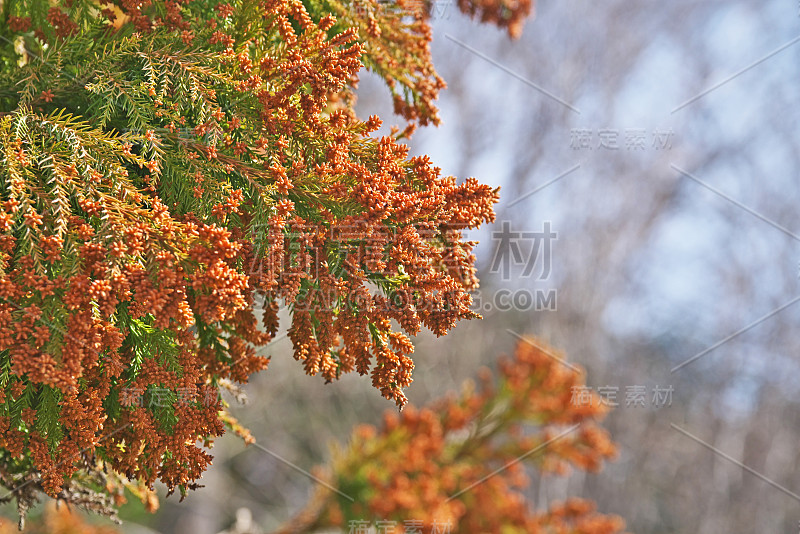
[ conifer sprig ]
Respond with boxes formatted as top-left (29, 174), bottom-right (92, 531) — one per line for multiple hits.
top-left (0, 0), bottom-right (513, 521)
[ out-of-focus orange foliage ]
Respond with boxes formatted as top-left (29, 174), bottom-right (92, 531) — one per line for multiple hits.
top-left (281, 337), bottom-right (627, 534)
top-left (0, 502), bottom-right (119, 534)
top-left (457, 0), bottom-right (534, 38)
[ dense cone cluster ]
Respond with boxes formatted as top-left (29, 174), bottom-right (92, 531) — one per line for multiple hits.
top-left (0, 0), bottom-right (505, 514)
top-left (303, 338), bottom-right (626, 533)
